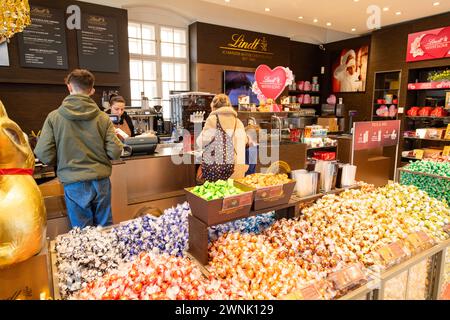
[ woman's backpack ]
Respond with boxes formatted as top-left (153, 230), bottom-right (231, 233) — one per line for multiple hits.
top-left (200, 115), bottom-right (237, 182)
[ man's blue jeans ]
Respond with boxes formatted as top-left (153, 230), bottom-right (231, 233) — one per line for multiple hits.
top-left (64, 178), bottom-right (113, 229)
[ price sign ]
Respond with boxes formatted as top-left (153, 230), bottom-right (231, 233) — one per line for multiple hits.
top-left (443, 146), bottom-right (450, 157)
top-left (406, 233), bottom-right (423, 250)
top-left (413, 149), bottom-right (424, 159)
top-left (389, 241), bottom-right (407, 260)
top-left (221, 192), bottom-right (253, 213)
top-left (255, 185), bottom-right (284, 201)
top-left (376, 245), bottom-right (396, 264)
top-left (445, 124), bottom-right (450, 140)
top-left (444, 224), bottom-right (450, 235)
top-left (328, 264), bottom-right (366, 291)
top-left (299, 284), bottom-right (323, 300)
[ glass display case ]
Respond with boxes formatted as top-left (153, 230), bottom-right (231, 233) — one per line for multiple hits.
top-left (371, 70), bottom-right (401, 121)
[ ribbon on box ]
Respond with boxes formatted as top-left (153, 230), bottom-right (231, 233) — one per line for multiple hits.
top-left (0, 168), bottom-right (34, 175)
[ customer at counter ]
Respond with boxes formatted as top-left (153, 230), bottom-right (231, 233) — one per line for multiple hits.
top-left (105, 94), bottom-right (136, 140)
top-left (34, 69), bottom-right (123, 229)
top-left (196, 94), bottom-right (248, 181)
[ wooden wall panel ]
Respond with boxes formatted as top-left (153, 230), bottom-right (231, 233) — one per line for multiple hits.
top-left (321, 12), bottom-right (450, 124)
top-left (0, 0), bottom-right (130, 133)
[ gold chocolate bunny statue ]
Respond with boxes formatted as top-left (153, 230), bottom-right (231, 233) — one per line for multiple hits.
top-left (0, 100), bottom-right (46, 268)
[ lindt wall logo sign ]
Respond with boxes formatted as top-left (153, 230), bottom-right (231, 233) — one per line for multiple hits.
top-left (407, 26), bottom-right (450, 62)
top-left (222, 34), bottom-right (270, 54)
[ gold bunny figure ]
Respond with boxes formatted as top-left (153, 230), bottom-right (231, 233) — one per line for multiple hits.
top-left (0, 100), bottom-right (46, 269)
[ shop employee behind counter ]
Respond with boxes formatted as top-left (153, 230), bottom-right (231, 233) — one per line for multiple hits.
top-left (105, 94), bottom-right (136, 140)
top-left (34, 69), bottom-right (123, 229)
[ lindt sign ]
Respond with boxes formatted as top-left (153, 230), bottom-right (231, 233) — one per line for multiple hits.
top-left (406, 26), bottom-right (450, 62)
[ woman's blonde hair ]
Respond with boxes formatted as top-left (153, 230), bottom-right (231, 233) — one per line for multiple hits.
top-left (211, 94), bottom-right (232, 110)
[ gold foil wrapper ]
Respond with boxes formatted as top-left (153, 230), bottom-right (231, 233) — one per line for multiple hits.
top-left (0, 100), bottom-right (47, 269)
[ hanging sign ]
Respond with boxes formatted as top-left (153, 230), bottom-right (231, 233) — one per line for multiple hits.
top-left (406, 26), bottom-right (450, 62)
top-left (252, 64), bottom-right (293, 101)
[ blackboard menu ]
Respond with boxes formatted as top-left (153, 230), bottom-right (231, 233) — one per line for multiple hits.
top-left (17, 6), bottom-right (68, 69)
top-left (77, 14), bottom-right (119, 73)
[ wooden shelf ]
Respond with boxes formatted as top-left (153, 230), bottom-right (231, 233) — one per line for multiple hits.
top-left (403, 137), bottom-right (450, 142)
top-left (238, 111), bottom-right (317, 116)
top-left (405, 116), bottom-right (450, 120)
top-left (401, 156), bottom-right (421, 161)
top-left (288, 90), bottom-right (321, 95)
top-left (372, 115), bottom-right (398, 119)
top-left (306, 145), bottom-right (338, 151)
top-left (407, 81), bottom-right (450, 90)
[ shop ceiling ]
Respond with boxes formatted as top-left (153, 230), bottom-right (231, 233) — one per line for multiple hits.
top-left (79, 0), bottom-right (450, 43)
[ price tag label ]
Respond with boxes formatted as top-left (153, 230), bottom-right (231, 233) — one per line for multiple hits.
top-left (389, 241), bottom-right (407, 260)
top-left (328, 264), bottom-right (366, 291)
top-left (406, 233), bottom-right (423, 250)
top-left (413, 149), bottom-right (424, 159)
top-left (444, 224), bottom-right (450, 235)
top-left (255, 185), bottom-right (284, 201)
top-left (445, 124), bottom-right (450, 140)
top-left (299, 284), bottom-right (323, 300)
top-left (443, 146), bottom-right (450, 157)
top-left (376, 245), bottom-right (396, 264)
top-left (221, 192), bottom-right (253, 213)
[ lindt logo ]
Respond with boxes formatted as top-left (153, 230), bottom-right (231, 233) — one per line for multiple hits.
top-left (263, 76), bottom-right (281, 84)
top-left (227, 34), bottom-right (269, 52)
top-left (425, 36), bottom-right (449, 48)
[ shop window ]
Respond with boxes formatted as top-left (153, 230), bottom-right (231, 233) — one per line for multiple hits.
top-left (128, 22), bottom-right (189, 118)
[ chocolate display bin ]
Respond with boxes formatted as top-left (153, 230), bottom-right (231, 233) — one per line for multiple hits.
top-left (184, 183), bottom-right (255, 226)
top-left (235, 180), bottom-right (296, 211)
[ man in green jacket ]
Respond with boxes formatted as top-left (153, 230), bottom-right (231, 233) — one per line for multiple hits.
top-left (35, 69), bottom-right (123, 228)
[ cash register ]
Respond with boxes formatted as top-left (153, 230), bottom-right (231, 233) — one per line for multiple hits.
top-left (123, 134), bottom-right (158, 156)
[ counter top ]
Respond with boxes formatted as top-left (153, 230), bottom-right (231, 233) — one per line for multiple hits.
top-left (112, 144), bottom-right (197, 164)
top-left (328, 134), bottom-right (353, 140)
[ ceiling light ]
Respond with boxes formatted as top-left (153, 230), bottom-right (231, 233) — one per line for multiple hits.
top-left (383, 7), bottom-right (389, 11)
top-left (225, 0), bottom-right (230, 2)
top-left (353, 0), bottom-right (359, 2)
top-left (395, 11), bottom-right (402, 15)
top-left (265, 8), bottom-right (270, 12)
top-left (433, 2), bottom-right (440, 6)
top-left (313, 18), bottom-right (318, 23)
top-left (351, 28), bottom-right (356, 32)
top-left (326, 22), bottom-right (332, 26)
top-left (298, 16), bottom-right (303, 19)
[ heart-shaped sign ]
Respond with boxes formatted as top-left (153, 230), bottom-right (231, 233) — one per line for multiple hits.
top-left (255, 65), bottom-right (287, 101)
top-left (327, 95), bottom-right (337, 105)
top-left (420, 27), bottom-right (450, 59)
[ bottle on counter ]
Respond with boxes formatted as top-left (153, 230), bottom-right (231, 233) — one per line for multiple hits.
top-left (102, 91), bottom-right (110, 110)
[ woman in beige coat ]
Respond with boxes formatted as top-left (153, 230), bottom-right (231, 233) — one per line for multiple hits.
top-left (196, 94), bottom-right (249, 180)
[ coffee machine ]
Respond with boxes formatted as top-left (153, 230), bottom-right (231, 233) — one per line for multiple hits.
top-left (152, 98), bottom-right (165, 135)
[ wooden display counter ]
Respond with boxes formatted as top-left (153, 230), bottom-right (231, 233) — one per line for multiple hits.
top-left (110, 146), bottom-right (196, 224)
top-left (0, 241), bottom-right (52, 300)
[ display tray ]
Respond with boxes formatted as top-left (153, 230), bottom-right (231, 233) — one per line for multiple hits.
top-left (185, 183), bottom-right (255, 225)
top-left (235, 180), bottom-right (296, 211)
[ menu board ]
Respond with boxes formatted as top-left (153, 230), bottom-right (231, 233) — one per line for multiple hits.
top-left (77, 14), bottom-right (119, 73)
top-left (353, 120), bottom-right (401, 151)
top-left (17, 6), bottom-right (68, 69)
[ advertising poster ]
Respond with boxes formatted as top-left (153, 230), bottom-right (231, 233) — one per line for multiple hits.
top-left (406, 26), bottom-right (450, 62)
top-left (353, 120), bottom-right (401, 151)
top-left (332, 45), bottom-right (369, 93)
